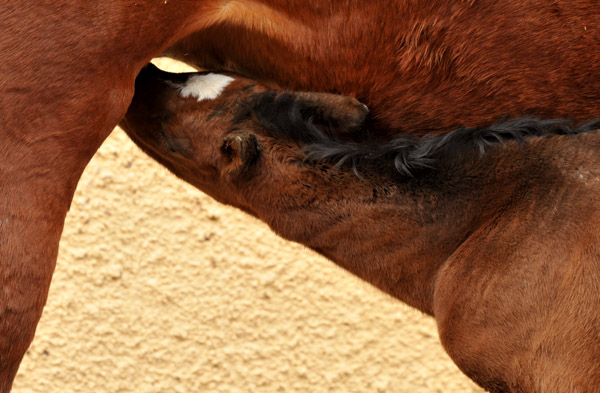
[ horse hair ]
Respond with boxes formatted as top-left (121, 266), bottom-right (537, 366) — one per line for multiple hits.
top-left (237, 92), bottom-right (600, 176)
top-left (234, 91), bottom-right (336, 145)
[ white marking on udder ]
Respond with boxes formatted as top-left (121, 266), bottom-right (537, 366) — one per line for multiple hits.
top-left (179, 73), bottom-right (235, 101)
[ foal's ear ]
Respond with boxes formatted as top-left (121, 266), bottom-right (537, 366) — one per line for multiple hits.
top-left (220, 132), bottom-right (260, 175)
top-left (293, 92), bottom-right (369, 134)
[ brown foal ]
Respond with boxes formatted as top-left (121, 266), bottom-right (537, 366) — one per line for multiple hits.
top-left (121, 65), bottom-right (600, 393)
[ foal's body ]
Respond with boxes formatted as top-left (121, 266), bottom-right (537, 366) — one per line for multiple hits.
top-left (4, 1), bottom-right (600, 389)
top-left (122, 66), bottom-right (600, 392)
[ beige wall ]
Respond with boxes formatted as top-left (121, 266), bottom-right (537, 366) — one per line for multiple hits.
top-left (13, 59), bottom-right (483, 393)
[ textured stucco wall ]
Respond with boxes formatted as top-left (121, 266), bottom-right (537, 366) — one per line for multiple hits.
top-left (13, 59), bottom-right (483, 393)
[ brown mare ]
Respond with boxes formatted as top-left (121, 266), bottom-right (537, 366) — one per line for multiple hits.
top-left (122, 65), bottom-right (600, 393)
top-left (3, 1), bottom-right (600, 390)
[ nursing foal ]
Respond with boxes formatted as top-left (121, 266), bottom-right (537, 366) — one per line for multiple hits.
top-left (121, 65), bottom-right (600, 393)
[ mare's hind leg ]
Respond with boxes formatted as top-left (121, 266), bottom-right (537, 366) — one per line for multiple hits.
top-left (0, 207), bottom-right (65, 392)
top-left (0, 77), bottom-right (134, 393)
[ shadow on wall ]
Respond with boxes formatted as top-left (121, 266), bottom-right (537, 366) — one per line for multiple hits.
top-left (13, 59), bottom-right (483, 393)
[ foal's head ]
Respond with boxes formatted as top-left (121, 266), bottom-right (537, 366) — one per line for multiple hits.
top-left (122, 64), bottom-right (370, 209)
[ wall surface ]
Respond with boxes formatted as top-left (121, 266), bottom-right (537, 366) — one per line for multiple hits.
top-left (13, 59), bottom-right (483, 393)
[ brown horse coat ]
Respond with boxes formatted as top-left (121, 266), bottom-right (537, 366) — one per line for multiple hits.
top-left (122, 65), bottom-right (600, 393)
top-left (3, 1), bottom-right (600, 390)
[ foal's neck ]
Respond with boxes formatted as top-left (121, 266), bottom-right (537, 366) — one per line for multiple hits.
top-left (249, 155), bottom-right (509, 315)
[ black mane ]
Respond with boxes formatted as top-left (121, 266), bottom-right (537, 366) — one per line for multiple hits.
top-left (234, 91), bottom-right (336, 145)
top-left (238, 92), bottom-right (600, 176)
top-left (304, 118), bottom-right (600, 176)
